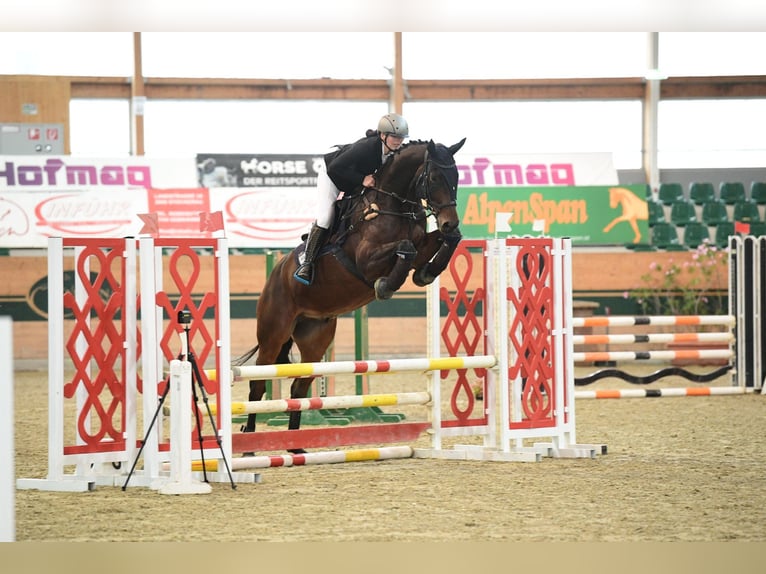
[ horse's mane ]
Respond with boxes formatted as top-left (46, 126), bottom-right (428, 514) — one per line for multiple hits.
top-left (378, 139), bottom-right (458, 187)
top-left (400, 139), bottom-right (455, 164)
top-left (387, 139), bottom-right (428, 157)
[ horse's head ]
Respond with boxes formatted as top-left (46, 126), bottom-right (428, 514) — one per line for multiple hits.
top-left (375, 137), bottom-right (466, 234)
top-left (400, 138), bottom-right (463, 235)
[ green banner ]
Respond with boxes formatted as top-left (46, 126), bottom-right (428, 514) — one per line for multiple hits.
top-left (458, 185), bottom-right (650, 245)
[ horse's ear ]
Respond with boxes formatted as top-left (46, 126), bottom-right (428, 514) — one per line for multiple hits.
top-left (449, 138), bottom-right (466, 156)
top-left (427, 139), bottom-right (437, 154)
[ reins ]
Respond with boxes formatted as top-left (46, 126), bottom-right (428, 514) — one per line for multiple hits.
top-left (335, 141), bottom-right (456, 242)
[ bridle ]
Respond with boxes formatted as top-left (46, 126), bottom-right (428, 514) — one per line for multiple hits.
top-left (412, 149), bottom-right (459, 216)
top-left (366, 145), bottom-right (458, 220)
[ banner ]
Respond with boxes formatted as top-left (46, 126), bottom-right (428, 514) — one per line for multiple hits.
top-left (459, 185), bottom-right (650, 245)
top-left (0, 187), bottom-right (315, 248)
top-left (456, 152), bottom-right (618, 187)
top-left (0, 156), bottom-right (198, 191)
top-left (2, 185), bottom-right (649, 248)
top-left (196, 153), bottom-right (323, 188)
top-left (0, 152), bottom-right (627, 248)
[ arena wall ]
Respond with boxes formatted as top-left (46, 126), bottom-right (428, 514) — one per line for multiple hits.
top-left (1, 248), bottom-right (729, 364)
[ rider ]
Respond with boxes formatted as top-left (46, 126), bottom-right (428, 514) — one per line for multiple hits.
top-left (293, 112), bottom-right (410, 285)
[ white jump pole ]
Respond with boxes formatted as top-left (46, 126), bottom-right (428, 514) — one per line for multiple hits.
top-left (0, 317), bottom-right (14, 541)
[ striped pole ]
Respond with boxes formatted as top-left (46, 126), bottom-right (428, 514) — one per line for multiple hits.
top-left (575, 387), bottom-right (753, 399)
top-left (572, 349), bottom-right (733, 363)
top-left (572, 332), bottom-right (734, 345)
top-left (172, 446), bottom-right (414, 471)
top-left (572, 315), bottom-right (735, 328)
top-left (232, 355), bottom-right (496, 381)
top-left (205, 391), bottom-right (431, 416)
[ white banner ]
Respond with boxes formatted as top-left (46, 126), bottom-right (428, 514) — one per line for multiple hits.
top-left (0, 187), bottom-right (316, 249)
top-left (0, 156), bottom-right (198, 191)
top-left (456, 152), bottom-right (618, 187)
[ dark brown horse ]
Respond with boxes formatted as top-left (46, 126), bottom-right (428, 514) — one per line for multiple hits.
top-left (236, 138), bottom-right (466, 449)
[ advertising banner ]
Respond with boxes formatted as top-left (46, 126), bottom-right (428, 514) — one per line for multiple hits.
top-left (0, 153), bottom-right (628, 248)
top-left (0, 187), bottom-right (315, 248)
top-left (2, 184), bottom-right (648, 248)
top-left (456, 152), bottom-right (618, 187)
top-left (458, 185), bottom-right (650, 245)
top-left (196, 153), bottom-right (323, 188)
top-left (197, 152), bottom-right (619, 188)
top-left (0, 156), bottom-right (198, 191)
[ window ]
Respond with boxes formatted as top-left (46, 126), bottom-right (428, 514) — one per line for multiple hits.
top-left (142, 99), bottom-right (389, 157)
top-left (402, 32), bottom-right (647, 79)
top-left (140, 32), bottom-right (394, 79)
top-left (658, 99), bottom-right (766, 168)
top-left (0, 32), bottom-right (132, 76)
top-left (659, 33), bottom-right (766, 77)
top-left (406, 100), bottom-right (643, 169)
top-left (69, 99), bottom-right (130, 157)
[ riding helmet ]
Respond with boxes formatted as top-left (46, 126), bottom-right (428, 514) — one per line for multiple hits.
top-left (377, 113), bottom-right (409, 138)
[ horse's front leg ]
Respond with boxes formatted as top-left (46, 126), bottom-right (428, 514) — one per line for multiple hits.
top-left (283, 375), bottom-right (317, 454)
top-left (412, 229), bottom-right (462, 287)
top-left (373, 239), bottom-right (418, 300)
top-left (287, 317), bottom-right (338, 453)
top-left (242, 379), bottom-right (267, 433)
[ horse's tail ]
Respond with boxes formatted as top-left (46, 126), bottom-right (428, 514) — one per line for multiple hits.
top-left (233, 344), bottom-right (259, 366)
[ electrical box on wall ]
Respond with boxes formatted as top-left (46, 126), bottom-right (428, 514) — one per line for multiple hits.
top-left (0, 123), bottom-right (65, 154)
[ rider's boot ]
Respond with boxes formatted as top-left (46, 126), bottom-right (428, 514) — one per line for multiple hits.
top-left (293, 223), bottom-right (329, 285)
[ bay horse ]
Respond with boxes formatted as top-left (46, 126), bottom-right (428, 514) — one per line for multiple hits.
top-left (236, 137), bottom-right (466, 451)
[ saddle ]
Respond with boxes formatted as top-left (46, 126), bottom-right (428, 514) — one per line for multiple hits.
top-left (294, 192), bottom-right (373, 287)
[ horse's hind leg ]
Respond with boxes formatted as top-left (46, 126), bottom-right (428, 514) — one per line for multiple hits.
top-left (285, 317), bottom-right (338, 448)
top-left (242, 339), bottom-right (293, 433)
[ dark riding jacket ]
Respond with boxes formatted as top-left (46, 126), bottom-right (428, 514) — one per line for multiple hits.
top-left (324, 134), bottom-right (384, 194)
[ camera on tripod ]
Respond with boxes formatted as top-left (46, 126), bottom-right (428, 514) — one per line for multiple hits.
top-left (177, 309), bottom-right (192, 326)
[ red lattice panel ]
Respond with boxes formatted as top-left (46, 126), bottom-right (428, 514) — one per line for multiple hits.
top-left (439, 239), bottom-right (488, 428)
top-left (153, 239), bottom-right (222, 451)
top-left (62, 239), bottom-right (128, 454)
top-left (505, 238), bottom-right (557, 430)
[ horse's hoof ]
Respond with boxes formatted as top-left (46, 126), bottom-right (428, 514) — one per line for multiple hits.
top-left (374, 278), bottom-right (393, 300)
top-left (288, 449), bottom-right (307, 455)
top-left (412, 267), bottom-right (435, 287)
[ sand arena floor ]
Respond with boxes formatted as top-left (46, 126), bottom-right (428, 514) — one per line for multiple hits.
top-left (10, 365), bottom-right (766, 542)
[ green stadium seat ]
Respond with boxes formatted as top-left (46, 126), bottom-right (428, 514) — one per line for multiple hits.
top-left (689, 182), bottom-right (715, 205)
top-left (701, 199), bottom-right (729, 226)
top-left (647, 198), bottom-right (665, 226)
top-left (750, 182), bottom-right (766, 205)
top-left (714, 221), bottom-right (735, 249)
top-left (651, 222), bottom-right (685, 251)
top-left (682, 221), bottom-right (710, 249)
top-left (669, 199), bottom-right (697, 226)
top-left (719, 182), bottom-right (746, 205)
top-left (748, 221), bottom-right (766, 237)
top-left (658, 182), bottom-right (684, 205)
top-left (733, 200), bottom-right (761, 223)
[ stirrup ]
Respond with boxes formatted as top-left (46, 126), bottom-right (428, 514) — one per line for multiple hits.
top-left (293, 264), bottom-right (313, 286)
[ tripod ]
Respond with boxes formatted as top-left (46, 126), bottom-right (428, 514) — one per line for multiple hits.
top-left (123, 309), bottom-right (236, 490)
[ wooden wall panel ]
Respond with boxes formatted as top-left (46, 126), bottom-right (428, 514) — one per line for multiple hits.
top-left (0, 76), bottom-right (71, 153)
